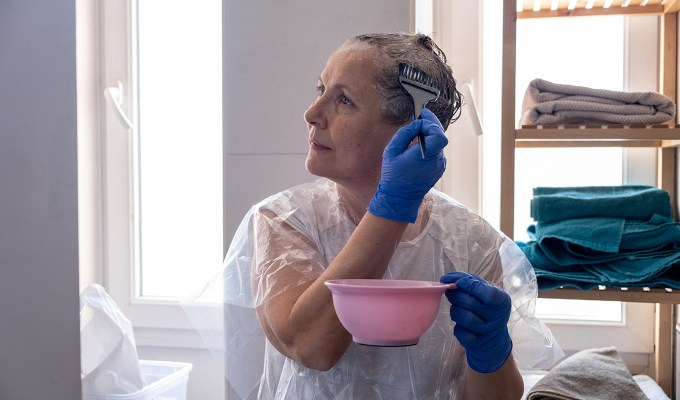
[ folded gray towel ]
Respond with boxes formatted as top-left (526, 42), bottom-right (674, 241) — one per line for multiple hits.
top-left (527, 347), bottom-right (649, 400)
top-left (520, 78), bottom-right (676, 126)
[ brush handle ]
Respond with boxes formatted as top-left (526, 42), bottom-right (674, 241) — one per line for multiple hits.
top-left (415, 105), bottom-right (428, 159)
top-left (417, 132), bottom-right (426, 158)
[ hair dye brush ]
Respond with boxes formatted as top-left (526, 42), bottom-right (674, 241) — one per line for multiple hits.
top-left (398, 62), bottom-right (441, 158)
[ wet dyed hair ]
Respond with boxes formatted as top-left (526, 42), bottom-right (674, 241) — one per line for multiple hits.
top-left (344, 32), bottom-right (463, 130)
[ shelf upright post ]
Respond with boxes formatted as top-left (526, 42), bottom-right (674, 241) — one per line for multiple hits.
top-left (500, 0), bottom-right (517, 238)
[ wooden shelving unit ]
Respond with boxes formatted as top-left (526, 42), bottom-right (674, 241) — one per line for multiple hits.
top-left (500, 0), bottom-right (680, 396)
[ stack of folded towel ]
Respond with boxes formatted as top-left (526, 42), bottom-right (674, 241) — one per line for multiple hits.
top-left (520, 79), bottom-right (676, 126)
top-left (517, 186), bottom-right (680, 290)
top-left (525, 347), bottom-right (651, 400)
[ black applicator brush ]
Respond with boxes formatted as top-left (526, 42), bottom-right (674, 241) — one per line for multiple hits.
top-left (398, 62), bottom-right (441, 159)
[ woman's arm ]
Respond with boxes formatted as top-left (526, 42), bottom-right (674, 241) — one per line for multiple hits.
top-left (256, 110), bottom-right (448, 370)
top-left (463, 354), bottom-right (524, 400)
top-left (440, 270), bottom-right (524, 399)
top-left (256, 212), bottom-right (408, 370)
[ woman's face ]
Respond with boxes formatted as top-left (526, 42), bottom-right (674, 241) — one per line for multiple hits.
top-left (304, 47), bottom-right (399, 189)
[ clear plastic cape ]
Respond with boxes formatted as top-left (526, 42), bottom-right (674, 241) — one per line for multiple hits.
top-left (182, 178), bottom-right (564, 399)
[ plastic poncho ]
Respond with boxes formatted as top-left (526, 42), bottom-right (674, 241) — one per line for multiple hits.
top-left (183, 178), bottom-right (563, 400)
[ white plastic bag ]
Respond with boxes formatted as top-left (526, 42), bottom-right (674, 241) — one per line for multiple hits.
top-left (80, 283), bottom-right (144, 395)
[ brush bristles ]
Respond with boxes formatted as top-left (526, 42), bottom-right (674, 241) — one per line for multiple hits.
top-left (398, 62), bottom-right (438, 90)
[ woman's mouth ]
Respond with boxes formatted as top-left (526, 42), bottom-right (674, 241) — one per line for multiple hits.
top-left (311, 141), bottom-right (331, 151)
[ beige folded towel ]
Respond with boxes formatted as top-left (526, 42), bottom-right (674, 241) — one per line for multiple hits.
top-left (520, 78), bottom-right (676, 126)
top-left (527, 347), bottom-right (649, 400)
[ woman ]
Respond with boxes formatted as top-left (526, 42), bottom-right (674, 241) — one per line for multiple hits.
top-left (201, 33), bottom-right (561, 399)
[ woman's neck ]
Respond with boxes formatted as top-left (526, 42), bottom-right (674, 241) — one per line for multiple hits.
top-left (336, 183), bottom-right (373, 225)
top-left (335, 181), bottom-right (429, 241)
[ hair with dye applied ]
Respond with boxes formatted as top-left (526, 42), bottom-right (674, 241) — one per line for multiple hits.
top-left (344, 33), bottom-right (463, 129)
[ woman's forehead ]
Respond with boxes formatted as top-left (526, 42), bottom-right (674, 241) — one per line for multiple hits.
top-left (320, 48), bottom-right (379, 87)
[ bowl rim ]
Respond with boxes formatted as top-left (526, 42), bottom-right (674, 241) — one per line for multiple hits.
top-left (324, 278), bottom-right (452, 291)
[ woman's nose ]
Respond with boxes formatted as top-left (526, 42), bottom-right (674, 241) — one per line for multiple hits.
top-left (304, 97), bottom-right (327, 129)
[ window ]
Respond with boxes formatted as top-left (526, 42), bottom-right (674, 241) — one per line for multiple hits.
top-left (513, 15), bottom-right (626, 324)
top-left (99, 0), bottom-right (223, 334)
top-left (135, 1), bottom-right (223, 299)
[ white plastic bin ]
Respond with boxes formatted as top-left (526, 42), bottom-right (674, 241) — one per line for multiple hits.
top-left (83, 360), bottom-right (193, 400)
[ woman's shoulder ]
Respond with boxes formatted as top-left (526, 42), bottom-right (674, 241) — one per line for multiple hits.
top-left (250, 179), bottom-right (342, 236)
top-left (428, 189), bottom-right (480, 218)
top-left (427, 189), bottom-right (502, 239)
top-left (256, 178), bottom-right (336, 213)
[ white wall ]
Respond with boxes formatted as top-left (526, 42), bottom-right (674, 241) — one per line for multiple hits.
top-left (222, 0), bottom-right (415, 242)
top-left (0, 1), bottom-right (82, 399)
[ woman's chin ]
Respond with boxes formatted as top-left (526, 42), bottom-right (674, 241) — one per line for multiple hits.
top-left (305, 158), bottom-right (327, 178)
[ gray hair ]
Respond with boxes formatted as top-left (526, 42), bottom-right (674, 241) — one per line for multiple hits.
top-left (344, 33), bottom-right (462, 130)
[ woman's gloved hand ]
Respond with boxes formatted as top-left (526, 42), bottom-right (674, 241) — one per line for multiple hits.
top-left (367, 108), bottom-right (448, 222)
top-left (440, 271), bottom-right (513, 373)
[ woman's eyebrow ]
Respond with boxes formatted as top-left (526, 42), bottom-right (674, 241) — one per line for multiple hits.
top-left (329, 82), bottom-right (357, 97)
top-left (317, 75), bottom-right (362, 102)
top-left (318, 75), bottom-right (352, 91)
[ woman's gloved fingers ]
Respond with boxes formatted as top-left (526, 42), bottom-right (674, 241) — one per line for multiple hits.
top-left (384, 108), bottom-right (448, 159)
top-left (448, 301), bottom-right (507, 336)
top-left (446, 295), bottom-right (506, 322)
top-left (367, 109), bottom-right (448, 223)
top-left (384, 119), bottom-right (424, 157)
top-left (420, 107), bottom-right (443, 130)
top-left (440, 270), bottom-right (467, 284)
top-left (419, 109), bottom-right (448, 157)
top-left (452, 324), bottom-right (481, 350)
top-left (449, 305), bottom-right (493, 336)
top-left (452, 274), bottom-right (510, 306)
top-left (421, 125), bottom-right (448, 158)
top-left (442, 272), bottom-right (510, 307)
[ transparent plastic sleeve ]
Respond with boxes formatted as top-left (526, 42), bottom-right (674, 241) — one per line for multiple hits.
top-left (182, 179), bottom-right (563, 399)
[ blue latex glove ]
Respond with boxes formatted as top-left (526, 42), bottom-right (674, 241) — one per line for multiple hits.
top-left (440, 271), bottom-right (513, 373)
top-left (367, 108), bottom-right (448, 222)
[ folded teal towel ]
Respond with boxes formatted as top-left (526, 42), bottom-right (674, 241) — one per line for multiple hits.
top-left (530, 186), bottom-right (671, 223)
top-left (519, 240), bottom-right (680, 290)
top-left (519, 214), bottom-right (680, 290)
top-left (528, 215), bottom-right (680, 264)
top-left (528, 217), bottom-right (625, 254)
top-left (531, 264), bottom-right (680, 291)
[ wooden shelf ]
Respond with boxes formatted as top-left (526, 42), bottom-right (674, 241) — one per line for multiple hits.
top-left (517, 0), bottom-right (678, 19)
top-left (502, 0), bottom-right (679, 395)
top-left (513, 125), bottom-right (680, 148)
top-left (539, 286), bottom-right (680, 303)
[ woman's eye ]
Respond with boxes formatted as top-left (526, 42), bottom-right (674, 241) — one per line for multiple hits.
top-left (316, 86), bottom-right (325, 96)
top-left (340, 95), bottom-right (353, 106)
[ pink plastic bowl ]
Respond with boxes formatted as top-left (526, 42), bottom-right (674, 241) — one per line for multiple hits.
top-left (324, 279), bottom-right (453, 347)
